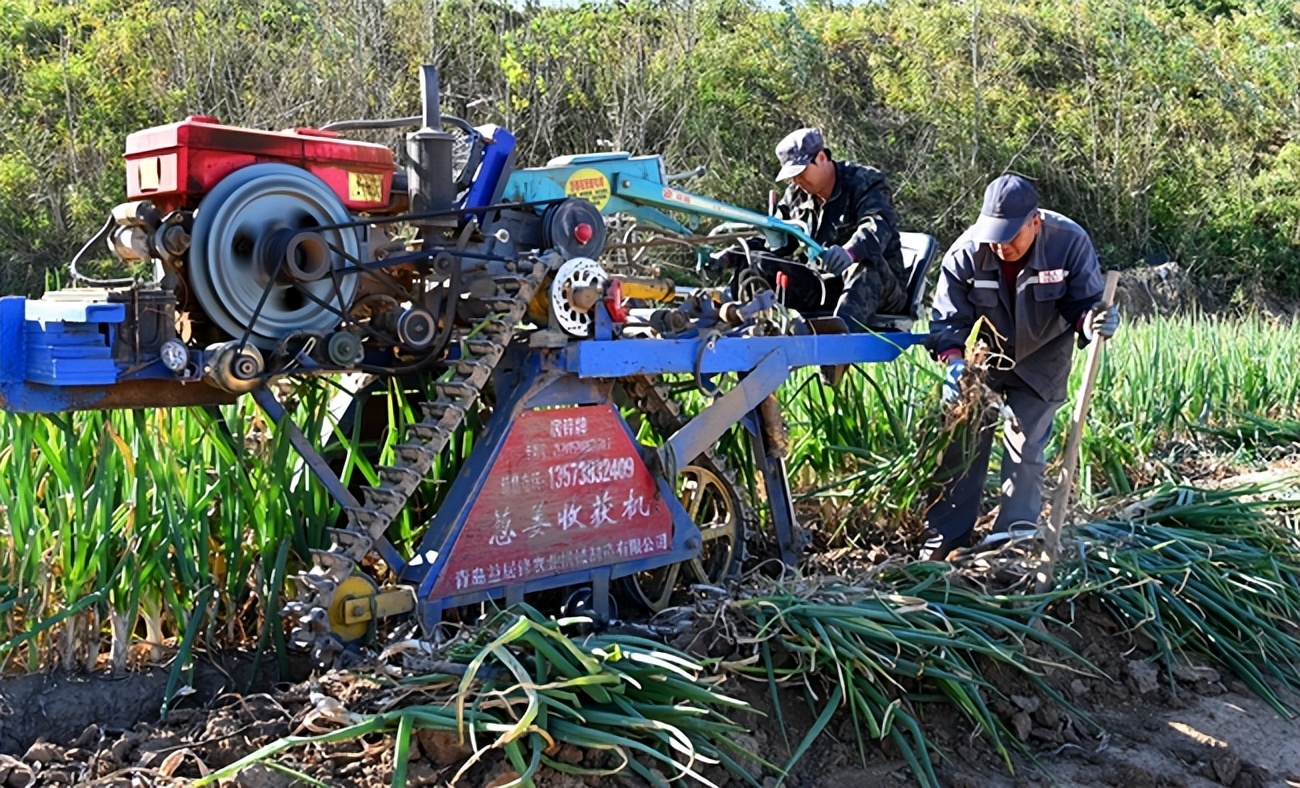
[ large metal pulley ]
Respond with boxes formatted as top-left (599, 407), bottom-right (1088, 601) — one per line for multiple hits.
top-left (188, 163), bottom-right (362, 349)
top-left (541, 198), bottom-right (606, 260)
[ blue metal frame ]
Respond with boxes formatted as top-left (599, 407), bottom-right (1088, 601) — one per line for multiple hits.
top-left (404, 352), bottom-right (704, 630)
top-left (0, 295), bottom-right (230, 413)
top-left (391, 326), bottom-right (926, 624)
top-left (560, 331), bottom-right (924, 378)
top-left (1, 291), bottom-right (397, 409)
top-left (610, 172), bottom-right (822, 255)
top-left (3, 281), bottom-right (929, 628)
top-left (556, 327), bottom-right (927, 570)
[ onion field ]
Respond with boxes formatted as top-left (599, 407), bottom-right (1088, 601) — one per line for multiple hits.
top-left (2, 311), bottom-right (1299, 786)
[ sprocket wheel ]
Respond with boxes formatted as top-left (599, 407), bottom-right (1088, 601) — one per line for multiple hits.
top-left (621, 462), bottom-right (747, 612)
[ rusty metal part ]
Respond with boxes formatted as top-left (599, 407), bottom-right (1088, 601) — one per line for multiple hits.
top-left (569, 285), bottom-right (602, 313)
top-left (0, 379), bottom-right (238, 413)
top-left (550, 257), bottom-right (608, 336)
top-left (758, 394), bottom-right (788, 459)
top-left (649, 308), bottom-right (693, 338)
top-left (526, 274), bottom-right (553, 324)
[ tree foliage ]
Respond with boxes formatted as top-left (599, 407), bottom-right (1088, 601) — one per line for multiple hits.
top-left (1, 0), bottom-right (1298, 299)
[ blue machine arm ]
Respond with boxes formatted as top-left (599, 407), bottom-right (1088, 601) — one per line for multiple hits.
top-left (559, 332), bottom-right (923, 379)
top-left (609, 173), bottom-right (822, 257)
top-left (503, 152), bottom-right (824, 258)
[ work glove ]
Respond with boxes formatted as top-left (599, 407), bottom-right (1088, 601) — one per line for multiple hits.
top-left (817, 244), bottom-right (854, 277)
top-left (941, 358), bottom-right (966, 405)
top-left (1082, 302), bottom-right (1120, 342)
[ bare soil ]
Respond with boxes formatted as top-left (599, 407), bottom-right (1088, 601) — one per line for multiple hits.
top-left (2, 610), bottom-right (1298, 788)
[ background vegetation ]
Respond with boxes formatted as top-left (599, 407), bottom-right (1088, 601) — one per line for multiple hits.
top-left (1, 0), bottom-right (1299, 299)
top-left (4, 315), bottom-right (1297, 673)
top-left (3, 4), bottom-right (1300, 781)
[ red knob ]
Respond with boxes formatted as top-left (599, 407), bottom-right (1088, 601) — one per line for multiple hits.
top-left (574, 222), bottom-right (593, 244)
top-left (776, 272), bottom-right (789, 289)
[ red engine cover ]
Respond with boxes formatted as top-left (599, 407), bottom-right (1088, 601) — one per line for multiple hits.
top-left (123, 116), bottom-right (395, 213)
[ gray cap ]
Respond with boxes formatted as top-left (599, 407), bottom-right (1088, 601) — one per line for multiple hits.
top-left (775, 127), bottom-right (824, 181)
top-left (971, 174), bottom-right (1039, 244)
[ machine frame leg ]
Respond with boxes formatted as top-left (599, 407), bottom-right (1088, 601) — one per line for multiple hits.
top-left (744, 410), bottom-right (801, 569)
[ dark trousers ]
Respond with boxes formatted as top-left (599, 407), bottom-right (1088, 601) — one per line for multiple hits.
top-left (744, 254), bottom-right (904, 332)
top-left (924, 374), bottom-right (1064, 542)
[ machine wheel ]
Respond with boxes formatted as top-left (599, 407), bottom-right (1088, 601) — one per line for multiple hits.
top-left (189, 163), bottom-right (362, 348)
top-left (549, 257), bottom-right (608, 337)
top-left (621, 461), bottom-right (749, 613)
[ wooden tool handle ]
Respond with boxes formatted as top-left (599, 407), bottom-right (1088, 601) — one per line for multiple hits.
top-left (1041, 270), bottom-right (1121, 571)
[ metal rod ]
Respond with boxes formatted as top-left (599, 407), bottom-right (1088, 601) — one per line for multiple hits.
top-left (745, 411), bottom-right (800, 569)
top-left (251, 387), bottom-right (361, 510)
top-left (662, 349), bottom-right (789, 479)
top-left (420, 66), bottom-right (443, 132)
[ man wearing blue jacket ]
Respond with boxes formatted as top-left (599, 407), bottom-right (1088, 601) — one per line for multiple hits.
top-left (922, 174), bottom-right (1120, 559)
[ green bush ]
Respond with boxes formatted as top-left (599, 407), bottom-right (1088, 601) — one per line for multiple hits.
top-left (0, 0), bottom-right (1297, 298)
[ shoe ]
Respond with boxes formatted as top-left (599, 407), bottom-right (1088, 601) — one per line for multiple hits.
top-left (977, 521), bottom-right (1039, 549)
top-left (918, 529), bottom-right (972, 561)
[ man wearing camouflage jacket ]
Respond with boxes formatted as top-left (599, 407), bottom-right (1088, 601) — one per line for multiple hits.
top-left (739, 127), bottom-right (908, 331)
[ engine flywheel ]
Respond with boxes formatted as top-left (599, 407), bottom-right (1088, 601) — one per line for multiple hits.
top-left (189, 163), bottom-right (362, 348)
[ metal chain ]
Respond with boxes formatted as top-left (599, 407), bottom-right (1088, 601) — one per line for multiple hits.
top-left (283, 257), bottom-right (548, 666)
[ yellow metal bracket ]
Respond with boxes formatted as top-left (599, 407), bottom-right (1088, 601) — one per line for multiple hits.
top-left (342, 588), bottom-right (417, 625)
top-left (327, 576), bottom-right (417, 642)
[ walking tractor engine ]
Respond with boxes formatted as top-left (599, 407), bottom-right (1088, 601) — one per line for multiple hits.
top-left (0, 66), bottom-right (937, 665)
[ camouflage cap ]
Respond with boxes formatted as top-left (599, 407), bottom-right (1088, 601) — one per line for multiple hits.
top-left (775, 127), bottom-right (825, 181)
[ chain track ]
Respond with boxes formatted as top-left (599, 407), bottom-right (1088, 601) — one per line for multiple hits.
top-left (284, 258), bottom-right (548, 666)
top-left (282, 261), bottom-right (763, 660)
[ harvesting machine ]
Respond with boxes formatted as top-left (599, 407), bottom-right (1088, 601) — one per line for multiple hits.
top-left (0, 68), bottom-right (935, 663)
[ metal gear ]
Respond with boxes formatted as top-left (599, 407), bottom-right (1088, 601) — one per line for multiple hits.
top-left (549, 257), bottom-right (608, 336)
